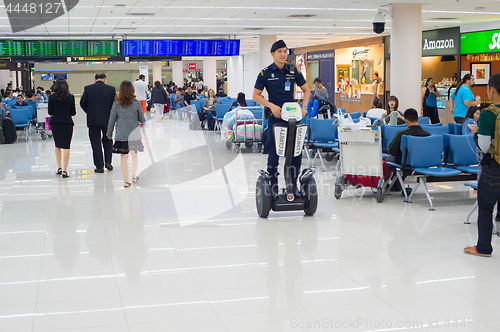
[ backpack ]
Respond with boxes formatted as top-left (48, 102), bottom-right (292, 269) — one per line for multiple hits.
top-left (485, 104), bottom-right (500, 165)
top-left (3, 117), bottom-right (17, 144)
top-left (424, 87), bottom-right (437, 108)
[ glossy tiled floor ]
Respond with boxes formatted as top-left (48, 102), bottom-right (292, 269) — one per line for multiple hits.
top-left (1, 105), bottom-right (499, 332)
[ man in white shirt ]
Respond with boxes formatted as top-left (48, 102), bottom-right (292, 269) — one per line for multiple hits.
top-left (133, 74), bottom-right (148, 114)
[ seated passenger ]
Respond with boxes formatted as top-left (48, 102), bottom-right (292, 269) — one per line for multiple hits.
top-left (25, 91), bottom-right (37, 105)
top-left (14, 95), bottom-right (28, 107)
top-left (387, 108), bottom-right (431, 163)
top-left (174, 88), bottom-right (185, 108)
top-left (366, 98), bottom-right (386, 119)
top-left (462, 106), bottom-right (480, 135)
top-left (382, 95), bottom-right (405, 125)
top-left (216, 88), bottom-right (227, 98)
top-left (230, 92), bottom-right (247, 110)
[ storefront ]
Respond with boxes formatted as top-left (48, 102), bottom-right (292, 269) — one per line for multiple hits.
top-left (384, 27), bottom-right (460, 123)
top-left (460, 28), bottom-right (500, 103)
top-left (294, 36), bottom-right (384, 113)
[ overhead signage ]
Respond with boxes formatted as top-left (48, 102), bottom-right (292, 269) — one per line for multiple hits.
top-left (72, 56), bottom-right (111, 61)
top-left (307, 50), bottom-right (334, 61)
top-left (385, 27), bottom-right (460, 58)
top-left (188, 63), bottom-right (197, 69)
top-left (352, 49), bottom-right (369, 58)
top-left (461, 29), bottom-right (500, 54)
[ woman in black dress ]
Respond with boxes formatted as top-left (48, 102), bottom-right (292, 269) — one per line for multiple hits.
top-left (48, 78), bottom-right (76, 178)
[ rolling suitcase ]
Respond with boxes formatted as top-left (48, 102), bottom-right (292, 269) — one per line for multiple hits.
top-left (0, 116), bottom-right (4, 144)
top-left (3, 117), bottom-right (17, 144)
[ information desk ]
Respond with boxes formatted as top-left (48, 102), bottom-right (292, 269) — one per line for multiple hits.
top-left (334, 92), bottom-right (375, 114)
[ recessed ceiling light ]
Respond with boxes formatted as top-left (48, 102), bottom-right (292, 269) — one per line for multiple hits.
top-left (287, 14), bottom-right (316, 18)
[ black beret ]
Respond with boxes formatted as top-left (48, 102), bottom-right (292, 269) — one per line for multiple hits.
top-left (271, 40), bottom-right (287, 52)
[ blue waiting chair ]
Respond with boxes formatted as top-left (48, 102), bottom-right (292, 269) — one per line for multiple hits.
top-left (423, 125), bottom-right (448, 136)
top-left (10, 107), bottom-right (30, 141)
top-left (419, 117), bottom-right (430, 125)
top-left (382, 124), bottom-right (407, 152)
top-left (445, 134), bottom-right (478, 174)
top-left (448, 122), bottom-right (462, 135)
top-left (307, 118), bottom-right (337, 171)
top-left (214, 103), bottom-right (231, 132)
top-left (403, 135), bottom-right (462, 210)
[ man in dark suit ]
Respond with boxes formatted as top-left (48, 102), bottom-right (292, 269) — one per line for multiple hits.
top-left (80, 73), bottom-right (116, 173)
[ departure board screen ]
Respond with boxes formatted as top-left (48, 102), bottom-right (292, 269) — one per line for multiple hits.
top-left (57, 41), bottom-right (87, 56)
top-left (123, 40), bottom-right (152, 56)
top-left (25, 41), bottom-right (57, 57)
top-left (153, 40), bottom-right (183, 56)
top-left (211, 40), bottom-right (240, 56)
top-left (183, 40), bottom-right (211, 56)
top-left (0, 40), bottom-right (25, 57)
top-left (88, 40), bottom-right (118, 56)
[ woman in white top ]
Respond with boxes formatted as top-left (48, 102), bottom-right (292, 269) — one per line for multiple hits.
top-left (366, 98), bottom-right (385, 119)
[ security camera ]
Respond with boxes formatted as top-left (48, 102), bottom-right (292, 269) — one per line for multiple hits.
top-left (372, 8), bottom-right (393, 34)
top-left (372, 11), bottom-right (385, 34)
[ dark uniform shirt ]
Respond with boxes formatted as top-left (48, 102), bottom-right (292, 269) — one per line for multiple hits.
top-left (254, 63), bottom-right (306, 108)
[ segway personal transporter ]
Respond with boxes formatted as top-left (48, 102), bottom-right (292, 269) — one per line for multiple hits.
top-left (256, 102), bottom-right (318, 218)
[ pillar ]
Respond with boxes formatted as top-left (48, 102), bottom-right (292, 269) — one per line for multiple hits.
top-left (0, 70), bottom-right (11, 90)
top-left (390, 3), bottom-right (422, 112)
top-left (152, 61), bottom-right (162, 85)
top-left (258, 35), bottom-right (277, 99)
top-left (203, 57), bottom-right (217, 92)
top-left (227, 56), bottom-right (244, 98)
top-left (172, 61), bottom-right (183, 87)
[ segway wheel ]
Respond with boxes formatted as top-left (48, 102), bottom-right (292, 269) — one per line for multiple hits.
top-left (376, 188), bottom-right (385, 203)
top-left (225, 141), bottom-right (232, 150)
top-left (334, 184), bottom-right (342, 200)
top-left (245, 142), bottom-right (253, 150)
top-left (256, 176), bottom-right (271, 218)
top-left (303, 177), bottom-right (318, 216)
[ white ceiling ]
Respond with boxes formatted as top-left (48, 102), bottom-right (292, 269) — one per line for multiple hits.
top-left (0, 0), bottom-right (499, 53)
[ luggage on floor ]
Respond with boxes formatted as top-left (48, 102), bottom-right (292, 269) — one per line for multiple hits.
top-left (0, 117), bottom-right (4, 144)
top-left (3, 117), bottom-right (17, 144)
top-left (345, 161), bottom-right (390, 188)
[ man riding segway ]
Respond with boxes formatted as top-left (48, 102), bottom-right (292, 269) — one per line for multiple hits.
top-left (253, 40), bottom-right (317, 218)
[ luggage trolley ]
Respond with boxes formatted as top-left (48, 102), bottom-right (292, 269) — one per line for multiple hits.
top-left (334, 123), bottom-right (391, 203)
top-left (35, 102), bottom-right (52, 140)
top-left (226, 106), bottom-right (264, 153)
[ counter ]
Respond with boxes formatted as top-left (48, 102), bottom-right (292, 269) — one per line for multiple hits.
top-left (334, 92), bottom-right (376, 114)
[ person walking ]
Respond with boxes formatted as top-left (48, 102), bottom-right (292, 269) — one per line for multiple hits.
top-left (451, 74), bottom-right (481, 124)
top-left (107, 81), bottom-right (146, 188)
top-left (421, 78), bottom-right (440, 124)
top-left (80, 73), bottom-right (116, 173)
top-left (151, 80), bottom-right (169, 122)
top-left (132, 74), bottom-right (148, 114)
top-left (48, 78), bottom-right (76, 179)
top-left (464, 73), bottom-right (500, 257)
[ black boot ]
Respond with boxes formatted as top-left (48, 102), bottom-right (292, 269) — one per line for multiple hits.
top-left (270, 177), bottom-right (279, 196)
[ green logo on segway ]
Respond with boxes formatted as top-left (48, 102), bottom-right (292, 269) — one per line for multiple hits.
top-left (285, 105), bottom-right (298, 114)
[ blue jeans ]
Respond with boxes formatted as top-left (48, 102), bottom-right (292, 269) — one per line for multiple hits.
top-left (476, 166), bottom-right (500, 254)
top-left (204, 109), bottom-right (216, 130)
top-left (266, 115), bottom-right (302, 182)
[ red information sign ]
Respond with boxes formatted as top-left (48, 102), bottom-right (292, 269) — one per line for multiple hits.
top-left (188, 63), bottom-right (197, 69)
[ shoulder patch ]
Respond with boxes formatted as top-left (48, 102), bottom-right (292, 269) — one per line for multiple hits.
top-left (260, 71), bottom-right (264, 76)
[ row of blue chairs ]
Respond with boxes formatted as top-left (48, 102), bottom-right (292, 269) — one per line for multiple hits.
top-left (387, 133), bottom-right (478, 210)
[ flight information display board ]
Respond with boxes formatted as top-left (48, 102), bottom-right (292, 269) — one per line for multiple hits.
top-left (123, 40), bottom-right (152, 56)
top-left (153, 40), bottom-right (183, 56)
top-left (0, 40), bottom-right (25, 57)
top-left (25, 41), bottom-right (57, 57)
top-left (211, 40), bottom-right (240, 56)
top-left (88, 40), bottom-right (118, 56)
top-left (57, 41), bottom-right (87, 56)
top-left (182, 40), bottom-right (211, 56)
